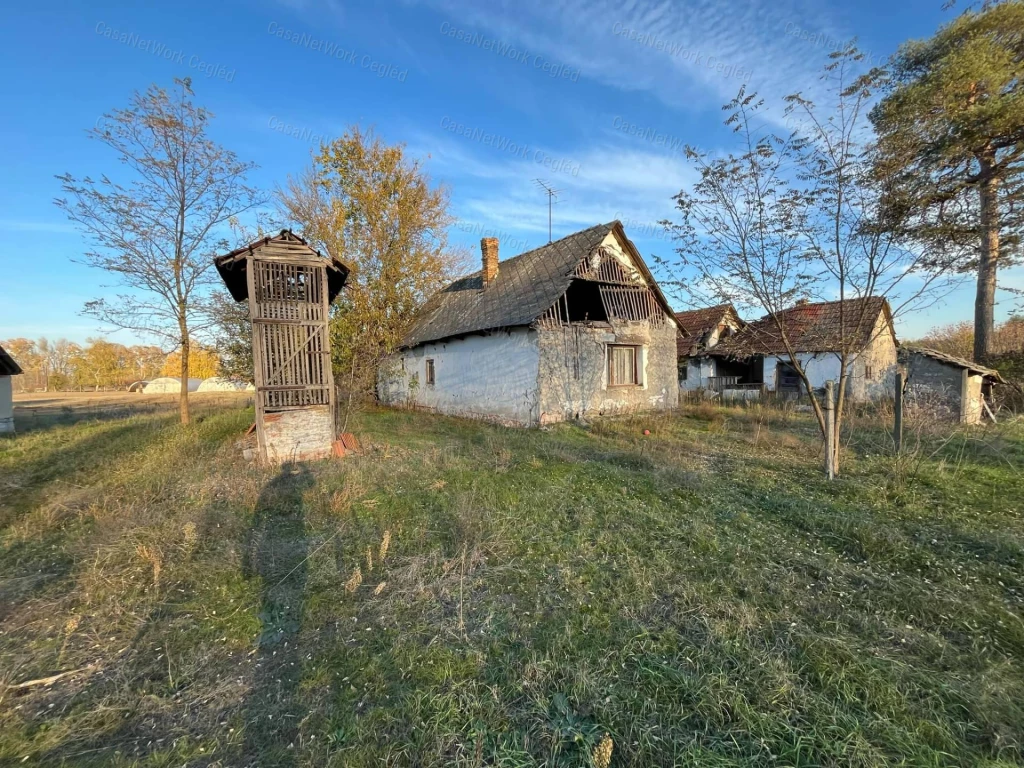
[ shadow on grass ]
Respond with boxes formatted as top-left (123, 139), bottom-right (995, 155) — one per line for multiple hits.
top-left (241, 462), bottom-right (314, 767)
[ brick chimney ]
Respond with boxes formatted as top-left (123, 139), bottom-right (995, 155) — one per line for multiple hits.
top-left (481, 237), bottom-right (499, 286)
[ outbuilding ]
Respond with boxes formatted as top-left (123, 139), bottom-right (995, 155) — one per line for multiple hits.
top-left (900, 346), bottom-right (1004, 424)
top-left (0, 344), bottom-right (23, 434)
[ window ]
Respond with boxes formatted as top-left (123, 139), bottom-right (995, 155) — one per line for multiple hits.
top-left (425, 359), bottom-right (435, 387)
top-left (679, 359), bottom-right (688, 381)
top-left (865, 364), bottom-right (874, 380)
top-left (608, 345), bottom-right (640, 386)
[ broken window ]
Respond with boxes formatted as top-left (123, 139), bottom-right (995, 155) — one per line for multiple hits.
top-left (608, 345), bottom-right (640, 386)
top-left (425, 359), bottom-right (435, 387)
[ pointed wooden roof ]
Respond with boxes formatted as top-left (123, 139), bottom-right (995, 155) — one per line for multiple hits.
top-left (214, 230), bottom-right (350, 303)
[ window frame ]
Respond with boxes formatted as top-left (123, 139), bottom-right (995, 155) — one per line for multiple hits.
top-left (425, 358), bottom-right (436, 387)
top-left (607, 344), bottom-right (641, 387)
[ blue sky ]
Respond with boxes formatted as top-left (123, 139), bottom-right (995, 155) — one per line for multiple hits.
top-left (1, 0), bottom-right (1019, 345)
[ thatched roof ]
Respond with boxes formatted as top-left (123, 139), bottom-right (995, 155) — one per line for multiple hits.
top-left (711, 297), bottom-right (894, 358)
top-left (0, 345), bottom-right (23, 376)
top-left (214, 230), bottom-right (350, 304)
top-left (901, 346), bottom-right (1006, 383)
top-left (401, 221), bottom-right (674, 348)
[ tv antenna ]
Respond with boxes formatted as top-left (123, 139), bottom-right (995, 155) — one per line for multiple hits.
top-left (533, 179), bottom-right (562, 243)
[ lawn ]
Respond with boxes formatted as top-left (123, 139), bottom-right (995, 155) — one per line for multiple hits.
top-left (0, 401), bottom-right (1022, 767)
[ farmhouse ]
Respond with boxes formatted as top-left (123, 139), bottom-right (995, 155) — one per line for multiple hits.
top-left (688, 297), bottom-right (898, 401)
top-left (377, 221), bottom-right (679, 425)
top-left (900, 346), bottom-right (1004, 424)
top-left (676, 304), bottom-right (744, 391)
top-left (0, 344), bottom-right (23, 434)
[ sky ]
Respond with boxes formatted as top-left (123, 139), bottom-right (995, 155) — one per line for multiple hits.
top-left (1, 0), bottom-right (1020, 346)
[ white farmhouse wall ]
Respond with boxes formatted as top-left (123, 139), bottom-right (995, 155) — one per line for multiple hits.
top-left (762, 353), bottom-right (844, 392)
top-left (0, 376), bottom-right (14, 434)
top-left (680, 357), bottom-right (719, 391)
top-left (378, 328), bottom-right (541, 425)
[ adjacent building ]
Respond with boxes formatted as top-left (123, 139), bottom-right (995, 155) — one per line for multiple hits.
top-left (378, 221), bottom-right (679, 425)
top-left (900, 346), bottom-right (1004, 424)
top-left (675, 304), bottom-right (744, 392)
top-left (682, 297), bottom-right (899, 401)
top-left (0, 344), bottom-right (23, 434)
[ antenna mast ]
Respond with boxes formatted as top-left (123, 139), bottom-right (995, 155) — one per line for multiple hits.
top-left (533, 179), bottom-right (562, 243)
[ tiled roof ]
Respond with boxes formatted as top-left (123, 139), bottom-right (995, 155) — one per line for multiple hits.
top-left (711, 297), bottom-right (893, 357)
top-left (402, 221), bottom-right (672, 348)
top-left (900, 345), bottom-right (1006, 382)
top-left (0, 345), bottom-right (23, 376)
top-left (674, 304), bottom-right (739, 356)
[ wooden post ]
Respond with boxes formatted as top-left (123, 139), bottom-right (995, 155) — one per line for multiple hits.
top-left (960, 368), bottom-right (970, 424)
top-left (824, 379), bottom-right (835, 480)
top-left (893, 371), bottom-right (903, 453)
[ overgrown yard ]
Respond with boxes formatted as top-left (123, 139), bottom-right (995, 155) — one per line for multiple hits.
top-left (1, 403), bottom-right (1022, 767)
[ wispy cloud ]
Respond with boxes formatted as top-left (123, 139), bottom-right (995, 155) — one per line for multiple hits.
top-left (410, 0), bottom-right (845, 126)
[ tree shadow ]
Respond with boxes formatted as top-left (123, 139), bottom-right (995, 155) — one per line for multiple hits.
top-left (241, 462), bottom-right (314, 767)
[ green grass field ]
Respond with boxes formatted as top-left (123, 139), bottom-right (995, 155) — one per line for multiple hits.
top-left (1, 401), bottom-right (1022, 767)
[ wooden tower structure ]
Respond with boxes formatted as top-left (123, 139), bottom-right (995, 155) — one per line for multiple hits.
top-left (215, 231), bottom-right (349, 462)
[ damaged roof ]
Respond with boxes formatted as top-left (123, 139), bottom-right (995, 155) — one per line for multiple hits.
top-left (711, 297), bottom-right (894, 357)
top-left (901, 346), bottom-right (1006, 383)
top-left (401, 221), bottom-right (673, 348)
top-left (0, 344), bottom-right (23, 376)
top-left (674, 304), bottom-right (740, 357)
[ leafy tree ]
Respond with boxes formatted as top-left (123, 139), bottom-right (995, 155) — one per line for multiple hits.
top-left (55, 78), bottom-right (263, 423)
top-left (277, 127), bottom-right (467, 400)
top-left (77, 338), bottom-right (132, 390)
top-left (208, 289), bottom-right (254, 381)
top-left (870, 1), bottom-right (1024, 360)
top-left (662, 52), bottom-right (956, 475)
top-left (160, 345), bottom-right (220, 379)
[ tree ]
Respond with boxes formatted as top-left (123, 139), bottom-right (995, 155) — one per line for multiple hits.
top-left (662, 52), bottom-right (956, 475)
top-left (870, 2), bottom-right (1024, 361)
top-left (55, 78), bottom-right (264, 423)
top-left (208, 289), bottom-right (254, 381)
top-left (160, 345), bottom-right (220, 379)
top-left (277, 127), bottom-right (467, 399)
top-left (77, 338), bottom-right (132, 390)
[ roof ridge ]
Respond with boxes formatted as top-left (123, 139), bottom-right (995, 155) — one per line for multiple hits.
top-left (454, 221), bottom-right (617, 280)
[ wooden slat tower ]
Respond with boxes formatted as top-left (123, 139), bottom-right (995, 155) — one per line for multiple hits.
top-left (215, 231), bottom-right (349, 463)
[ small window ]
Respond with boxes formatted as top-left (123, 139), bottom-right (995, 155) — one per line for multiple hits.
top-left (608, 345), bottom-right (640, 386)
top-left (865, 364), bottom-right (874, 380)
top-left (679, 359), bottom-right (689, 381)
top-left (425, 359), bottom-right (435, 387)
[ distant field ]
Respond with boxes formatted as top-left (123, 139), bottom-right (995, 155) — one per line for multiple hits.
top-left (13, 391), bottom-right (253, 431)
top-left (1, 402), bottom-right (1022, 767)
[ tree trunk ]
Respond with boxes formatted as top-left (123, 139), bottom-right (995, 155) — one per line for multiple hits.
top-left (974, 151), bottom-right (1000, 362)
top-left (179, 329), bottom-right (191, 425)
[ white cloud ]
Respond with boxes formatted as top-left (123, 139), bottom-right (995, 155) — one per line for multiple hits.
top-left (411, 0), bottom-right (846, 127)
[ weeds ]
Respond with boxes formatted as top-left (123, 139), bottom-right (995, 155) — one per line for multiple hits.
top-left (0, 403), bottom-right (1022, 766)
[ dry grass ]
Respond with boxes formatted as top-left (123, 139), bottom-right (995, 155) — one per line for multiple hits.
top-left (1, 402), bottom-right (1022, 766)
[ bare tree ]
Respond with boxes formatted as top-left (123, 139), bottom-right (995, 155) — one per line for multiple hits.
top-left (661, 51), bottom-right (960, 474)
top-left (55, 78), bottom-right (264, 423)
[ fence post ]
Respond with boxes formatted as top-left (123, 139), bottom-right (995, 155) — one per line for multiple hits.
top-left (893, 372), bottom-right (904, 453)
top-left (824, 379), bottom-right (835, 480)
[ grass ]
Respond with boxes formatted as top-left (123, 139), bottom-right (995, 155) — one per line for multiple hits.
top-left (0, 401), bottom-right (1022, 766)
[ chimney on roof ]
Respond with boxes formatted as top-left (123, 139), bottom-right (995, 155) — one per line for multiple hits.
top-left (481, 237), bottom-right (499, 286)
